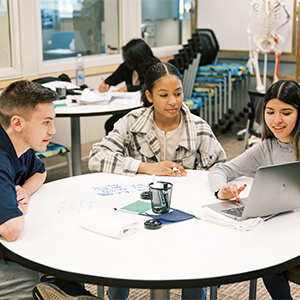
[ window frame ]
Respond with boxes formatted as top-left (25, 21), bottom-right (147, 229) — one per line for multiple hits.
top-left (0, 0), bottom-right (21, 80)
top-left (36, 0), bottom-right (124, 75)
top-left (0, 0), bottom-right (183, 84)
top-left (36, 0), bottom-right (181, 76)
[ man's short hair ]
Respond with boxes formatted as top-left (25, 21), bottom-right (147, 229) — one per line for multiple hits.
top-left (0, 80), bottom-right (58, 128)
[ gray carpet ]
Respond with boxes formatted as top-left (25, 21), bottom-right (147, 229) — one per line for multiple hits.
top-left (85, 279), bottom-right (300, 299)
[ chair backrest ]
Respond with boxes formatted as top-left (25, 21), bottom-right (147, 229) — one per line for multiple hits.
top-left (51, 31), bottom-right (74, 50)
top-left (195, 28), bottom-right (219, 65)
top-left (247, 90), bottom-right (265, 137)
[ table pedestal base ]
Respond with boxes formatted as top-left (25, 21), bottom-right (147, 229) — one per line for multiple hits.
top-left (71, 117), bottom-right (82, 175)
top-left (97, 285), bottom-right (104, 298)
top-left (150, 289), bottom-right (170, 300)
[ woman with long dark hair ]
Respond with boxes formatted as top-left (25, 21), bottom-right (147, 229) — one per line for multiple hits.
top-left (98, 39), bottom-right (160, 134)
top-left (208, 79), bottom-right (300, 299)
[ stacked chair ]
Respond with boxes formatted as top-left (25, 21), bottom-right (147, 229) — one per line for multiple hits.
top-left (171, 28), bottom-right (249, 132)
top-left (170, 36), bottom-right (205, 117)
top-left (242, 90), bottom-right (264, 151)
top-left (35, 142), bottom-right (73, 177)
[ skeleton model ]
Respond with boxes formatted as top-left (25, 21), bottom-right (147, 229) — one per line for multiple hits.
top-left (247, 0), bottom-right (291, 93)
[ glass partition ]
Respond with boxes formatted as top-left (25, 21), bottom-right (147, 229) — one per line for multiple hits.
top-left (40, 0), bottom-right (119, 61)
top-left (0, 0), bottom-right (11, 68)
top-left (141, 0), bottom-right (196, 47)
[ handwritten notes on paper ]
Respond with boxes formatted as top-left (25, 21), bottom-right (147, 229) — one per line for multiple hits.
top-left (57, 182), bottom-right (149, 214)
top-left (93, 183), bottom-right (148, 197)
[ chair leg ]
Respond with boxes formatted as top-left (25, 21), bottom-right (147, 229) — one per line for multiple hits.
top-left (242, 120), bottom-right (251, 152)
top-left (66, 152), bottom-right (73, 177)
top-left (97, 285), bottom-right (105, 299)
top-left (210, 286), bottom-right (218, 300)
top-left (249, 279), bottom-right (257, 300)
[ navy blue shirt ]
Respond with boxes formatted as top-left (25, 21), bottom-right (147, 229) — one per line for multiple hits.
top-left (0, 125), bottom-right (45, 225)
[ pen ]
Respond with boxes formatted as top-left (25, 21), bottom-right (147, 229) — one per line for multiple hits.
top-left (172, 167), bottom-right (181, 173)
top-left (114, 207), bottom-right (148, 217)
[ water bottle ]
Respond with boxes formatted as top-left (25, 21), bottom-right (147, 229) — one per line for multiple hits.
top-left (75, 53), bottom-right (85, 86)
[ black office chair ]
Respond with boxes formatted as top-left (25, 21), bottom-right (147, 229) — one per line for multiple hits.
top-left (243, 90), bottom-right (265, 151)
top-left (195, 28), bottom-right (249, 132)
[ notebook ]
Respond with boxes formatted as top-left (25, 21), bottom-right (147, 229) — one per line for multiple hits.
top-left (204, 161), bottom-right (300, 221)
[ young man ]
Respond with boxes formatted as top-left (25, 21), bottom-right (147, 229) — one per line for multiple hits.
top-left (0, 80), bottom-right (98, 299)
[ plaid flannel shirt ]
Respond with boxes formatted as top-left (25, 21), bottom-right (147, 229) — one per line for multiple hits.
top-left (89, 104), bottom-right (226, 175)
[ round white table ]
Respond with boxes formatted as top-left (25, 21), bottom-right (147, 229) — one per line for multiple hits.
top-left (55, 93), bottom-right (142, 175)
top-left (1, 171), bottom-right (299, 299)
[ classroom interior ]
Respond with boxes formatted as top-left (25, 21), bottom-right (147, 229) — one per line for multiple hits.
top-left (1, 0), bottom-right (300, 299)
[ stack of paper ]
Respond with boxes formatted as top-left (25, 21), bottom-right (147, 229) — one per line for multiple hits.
top-left (78, 88), bottom-right (112, 105)
top-left (196, 207), bottom-right (263, 231)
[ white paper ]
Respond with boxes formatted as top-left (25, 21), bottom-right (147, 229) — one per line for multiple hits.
top-left (80, 209), bottom-right (141, 239)
top-left (78, 88), bottom-right (112, 104)
top-left (196, 207), bottom-right (264, 231)
top-left (102, 89), bottom-right (141, 100)
top-left (42, 81), bottom-right (79, 90)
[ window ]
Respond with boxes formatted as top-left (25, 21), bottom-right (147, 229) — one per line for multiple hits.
top-left (141, 0), bottom-right (196, 47)
top-left (0, 0), bottom-right (21, 79)
top-left (40, 0), bottom-right (119, 61)
top-left (0, 0), bottom-right (11, 68)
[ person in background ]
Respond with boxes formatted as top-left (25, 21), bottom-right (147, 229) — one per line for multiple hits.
top-left (208, 79), bottom-right (300, 300)
top-left (0, 80), bottom-right (99, 300)
top-left (98, 38), bottom-right (160, 134)
top-left (89, 62), bottom-right (226, 300)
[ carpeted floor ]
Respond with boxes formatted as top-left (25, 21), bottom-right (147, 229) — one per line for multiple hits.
top-left (45, 121), bottom-right (300, 299)
top-left (85, 279), bottom-right (300, 299)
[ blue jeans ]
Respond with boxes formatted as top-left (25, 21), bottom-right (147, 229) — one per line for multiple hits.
top-left (107, 287), bottom-right (207, 300)
top-left (263, 273), bottom-right (293, 300)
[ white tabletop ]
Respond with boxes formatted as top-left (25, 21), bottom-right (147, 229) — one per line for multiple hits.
top-left (1, 171), bottom-right (300, 289)
top-left (55, 92), bottom-right (142, 117)
top-left (54, 91), bottom-right (143, 175)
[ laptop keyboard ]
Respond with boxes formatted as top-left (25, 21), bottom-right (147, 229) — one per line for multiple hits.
top-left (221, 206), bottom-right (245, 218)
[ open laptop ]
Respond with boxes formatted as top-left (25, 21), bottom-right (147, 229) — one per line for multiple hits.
top-left (204, 161), bottom-right (300, 221)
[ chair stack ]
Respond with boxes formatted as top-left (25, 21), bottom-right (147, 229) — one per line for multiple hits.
top-left (35, 142), bottom-right (73, 177)
top-left (242, 90), bottom-right (264, 151)
top-left (171, 29), bottom-right (249, 132)
top-left (170, 35), bottom-right (204, 116)
top-left (194, 29), bottom-right (250, 132)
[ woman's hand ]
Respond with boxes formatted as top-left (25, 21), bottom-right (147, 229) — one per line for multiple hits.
top-left (116, 86), bottom-right (127, 92)
top-left (98, 82), bottom-right (109, 93)
top-left (15, 185), bottom-right (30, 205)
top-left (137, 161), bottom-right (187, 177)
top-left (217, 183), bottom-right (247, 202)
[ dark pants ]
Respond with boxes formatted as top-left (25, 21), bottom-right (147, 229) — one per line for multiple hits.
top-left (263, 272), bottom-right (293, 300)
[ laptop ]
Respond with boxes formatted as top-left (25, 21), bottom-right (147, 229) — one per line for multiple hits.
top-left (204, 161), bottom-right (300, 221)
